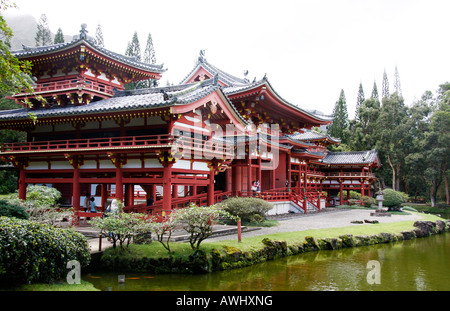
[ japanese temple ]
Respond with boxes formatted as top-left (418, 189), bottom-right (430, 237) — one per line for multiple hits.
top-left (0, 26), bottom-right (380, 222)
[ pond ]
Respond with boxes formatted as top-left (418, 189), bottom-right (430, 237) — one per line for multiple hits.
top-left (83, 232), bottom-right (450, 291)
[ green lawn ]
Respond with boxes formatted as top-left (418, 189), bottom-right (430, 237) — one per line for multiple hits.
top-left (104, 211), bottom-right (444, 258)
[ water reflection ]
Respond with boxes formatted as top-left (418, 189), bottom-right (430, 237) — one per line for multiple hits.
top-left (84, 233), bottom-right (450, 291)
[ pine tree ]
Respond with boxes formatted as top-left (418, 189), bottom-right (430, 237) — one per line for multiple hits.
top-left (125, 31), bottom-right (141, 61)
top-left (382, 69), bottom-right (389, 99)
top-left (393, 66), bottom-right (402, 97)
top-left (95, 24), bottom-right (104, 47)
top-left (371, 81), bottom-right (379, 100)
top-left (35, 14), bottom-right (52, 46)
top-left (124, 31), bottom-right (141, 90)
top-left (139, 33), bottom-right (158, 88)
top-left (54, 27), bottom-right (64, 44)
top-left (329, 89), bottom-right (349, 143)
top-left (356, 82), bottom-right (365, 121)
top-left (143, 33), bottom-right (156, 64)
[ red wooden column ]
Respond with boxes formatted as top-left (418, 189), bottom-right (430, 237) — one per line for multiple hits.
top-left (225, 168), bottom-right (232, 193)
top-left (286, 152), bottom-right (291, 192)
top-left (18, 165), bottom-right (27, 200)
top-left (173, 185), bottom-right (178, 199)
top-left (339, 178), bottom-right (344, 206)
top-left (303, 163), bottom-right (307, 193)
top-left (257, 157), bottom-right (262, 191)
top-left (115, 167), bottom-right (124, 202)
top-left (162, 163), bottom-right (173, 212)
top-left (247, 156), bottom-right (252, 193)
top-left (73, 167), bottom-right (80, 210)
top-left (207, 166), bottom-right (215, 206)
top-left (101, 184), bottom-right (108, 211)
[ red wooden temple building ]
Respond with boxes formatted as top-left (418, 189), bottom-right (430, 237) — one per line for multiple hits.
top-left (0, 26), bottom-right (380, 222)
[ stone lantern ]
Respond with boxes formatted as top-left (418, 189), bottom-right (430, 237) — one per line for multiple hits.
top-left (370, 188), bottom-right (391, 217)
top-left (375, 189), bottom-right (384, 212)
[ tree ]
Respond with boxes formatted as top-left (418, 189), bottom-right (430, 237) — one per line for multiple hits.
top-left (328, 89), bottom-right (349, 143)
top-left (125, 31), bottom-right (141, 61)
top-left (176, 203), bottom-right (236, 251)
top-left (148, 213), bottom-right (178, 253)
top-left (53, 27), bottom-right (64, 44)
top-left (139, 33), bottom-right (158, 88)
top-left (90, 208), bottom-right (148, 249)
top-left (356, 82), bottom-right (365, 121)
top-left (382, 69), bottom-right (389, 99)
top-left (345, 97), bottom-right (381, 151)
top-left (371, 80), bottom-right (379, 100)
top-left (35, 14), bottom-right (52, 46)
top-left (376, 93), bottom-right (408, 191)
top-left (95, 24), bottom-right (104, 47)
top-left (143, 33), bottom-right (156, 64)
top-left (403, 92), bottom-right (434, 200)
top-left (393, 66), bottom-right (402, 97)
top-left (124, 31), bottom-right (141, 90)
top-left (0, 1), bottom-right (33, 96)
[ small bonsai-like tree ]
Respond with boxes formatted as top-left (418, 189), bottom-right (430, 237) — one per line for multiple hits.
top-left (176, 203), bottom-right (237, 251)
top-left (90, 205), bottom-right (147, 249)
top-left (147, 213), bottom-right (178, 254)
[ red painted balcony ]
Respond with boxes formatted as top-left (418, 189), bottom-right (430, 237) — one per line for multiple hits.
top-left (15, 78), bottom-right (116, 97)
top-left (326, 171), bottom-right (376, 178)
top-left (0, 134), bottom-right (234, 158)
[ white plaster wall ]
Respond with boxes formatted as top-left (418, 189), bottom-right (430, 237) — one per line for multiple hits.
top-left (26, 161), bottom-right (48, 170)
top-left (81, 160), bottom-right (97, 169)
top-left (144, 158), bottom-right (163, 168)
top-left (122, 159), bottom-right (141, 169)
top-left (192, 161), bottom-right (209, 171)
top-left (173, 160), bottom-right (191, 169)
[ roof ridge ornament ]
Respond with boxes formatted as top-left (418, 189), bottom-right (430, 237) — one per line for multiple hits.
top-left (80, 23), bottom-right (88, 40)
top-left (199, 49), bottom-right (206, 63)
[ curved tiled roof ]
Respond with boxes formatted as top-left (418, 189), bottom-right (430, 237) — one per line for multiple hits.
top-left (321, 149), bottom-right (379, 165)
top-left (13, 38), bottom-right (166, 74)
top-left (288, 131), bottom-right (340, 144)
top-left (0, 79), bottom-right (247, 124)
top-left (179, 52), bottom-right (331, 125)
top-left (179, 53), bottom-right (249, 87)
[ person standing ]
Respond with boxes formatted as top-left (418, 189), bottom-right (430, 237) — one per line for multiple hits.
top-left (90, 197), bottom-right (97, 213)
top-left (84, 193), bottom-right (91, 212)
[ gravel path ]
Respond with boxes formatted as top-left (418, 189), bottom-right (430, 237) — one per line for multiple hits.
top-left (206, 208), bottom-right (424, 242)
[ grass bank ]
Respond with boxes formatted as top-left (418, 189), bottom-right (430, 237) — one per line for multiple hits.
top-left (91, 211), bottom-right (447, 273)
top-left (9, 211), bottom-right (448, 290)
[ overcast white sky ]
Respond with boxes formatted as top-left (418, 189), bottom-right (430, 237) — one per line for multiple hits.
top-left (7, 0), bottom-right (450, 119)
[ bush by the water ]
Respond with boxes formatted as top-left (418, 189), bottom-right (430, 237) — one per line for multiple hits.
top-left (0, 199), bottom-right (28, 220)
top-left (0, 216), bottom-right (90, 283)
top-left (222, 197), bottom-right (272, 222)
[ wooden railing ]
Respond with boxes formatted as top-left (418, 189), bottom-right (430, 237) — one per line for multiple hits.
top-left (0, 134), bottom-right (234, 157)
top-left (326, 172), bottom-right (376, 178)
top-left (123, 186), bottom-right (328, 217)
top-left (31, 79), bottom-right (115, 95)
top-left (1, 134), bottom-right (174, 153)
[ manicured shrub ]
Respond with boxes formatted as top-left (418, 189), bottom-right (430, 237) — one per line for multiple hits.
top-left (222, 197), bottom-right (273, 222)
top-left (0, 199), bottom-right (28, 220)
top-left (0, 216), bottom-right (90, 284)
top-left (9, 185), bottom-right (62, 207)
top-left (362, 196), bottom-right (376, 207)
top-left (382, 189), bottom-right (405, 208)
